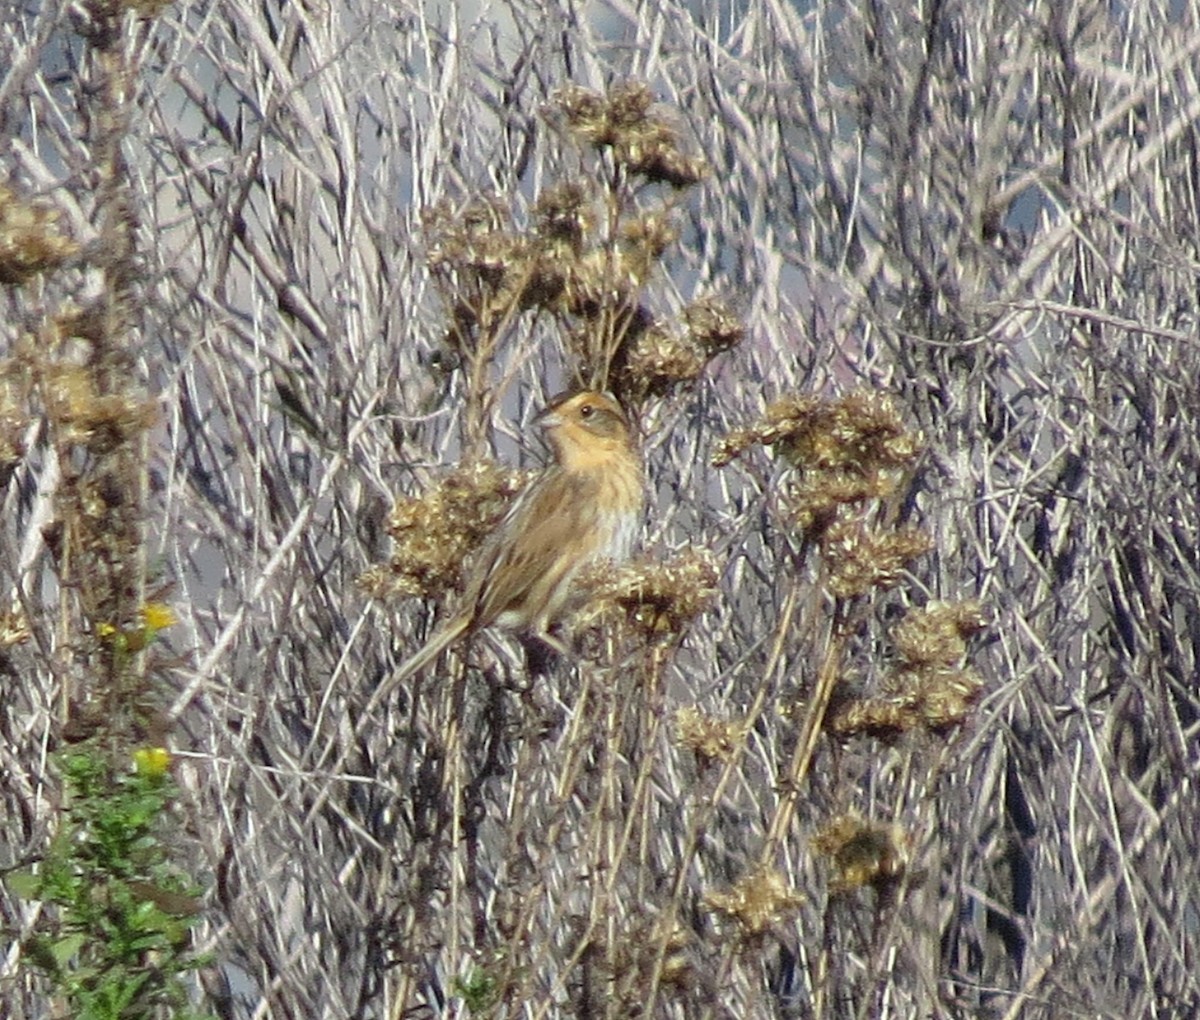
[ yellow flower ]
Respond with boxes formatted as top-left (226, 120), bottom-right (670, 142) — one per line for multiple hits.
top-left (133, 747), bottom-right (172, 778)
top-left (140, 603), bottom-right (177, 631)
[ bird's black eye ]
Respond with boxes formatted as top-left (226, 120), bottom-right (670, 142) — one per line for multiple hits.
top-left (580, 403), bottom-right (594, 418)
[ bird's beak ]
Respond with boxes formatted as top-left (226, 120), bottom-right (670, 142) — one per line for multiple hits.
top-left (535, 405), bottom-right (562, 430)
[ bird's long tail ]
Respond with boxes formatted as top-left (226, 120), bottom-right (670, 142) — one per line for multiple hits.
top-left (358, 615), bottom-right (471, 720)
top-left (396, 616), bottom-right (471, 686)
top-left (318, 616), bottom-right (471, 784)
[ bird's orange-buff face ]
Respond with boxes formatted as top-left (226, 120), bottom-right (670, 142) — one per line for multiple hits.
top-left (537, 391), bottom-right (643, 564)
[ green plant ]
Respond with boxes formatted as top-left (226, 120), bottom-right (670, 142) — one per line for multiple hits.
top-left (9, 747), bottom-right (208, 1020)
top-left (0, 2), bottom-right (209, 1014)
top-left (452, 965), bottom-right (499, 1013)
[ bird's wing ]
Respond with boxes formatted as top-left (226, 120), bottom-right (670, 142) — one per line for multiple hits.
top-left (471, 469), bottom-right (598, 629)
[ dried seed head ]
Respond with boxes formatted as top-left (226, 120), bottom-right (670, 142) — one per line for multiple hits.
top-left (425, 197), bottom-right (542, 328)
top-left (650, 920), bottom-right (695, 989)
top-left (548, 82), bottom-right (707, 189)
top-left (571, 550), bottom-right (720, 643)
top-left (905, 666), bottom-right (985, 733)
top-left (573, 913), bottom-right (696, 1010)
top-left (0, 365), bottom-right (28, 489)
top-left (705, 866), bottom-right (804, 938)
top-left (617, 120), bottom-right (707, 188)
top-left (534, 181), bottom-right (594, 250)
top-left (676, 706), bottom-right (748, 767)
top-left (827, 692), bottom-right (922, 742)
top-left (812, 815), bottom-right (909, 892)
top-left (787, 472), bottom-right (886, 532)
top-left (615, 211), bottom-right (680, 288)
top-left (828, 665), bottom-right (984, 742)
top-left (683, 298), bottom-right (745, 356)
top-left (619, 320), bottom-right (707, 401)
top-left (0, 602), bottom-right (31, 647)
top-left (550, 84), bottom-right (616, 145)
top-left (359, 461), bottom-right (528, 602)
top-left (820, 520), bottom-right (931, 599)
top-left (617, 299), bottom-right (743, 403)
top-left (559, 248), bottom-right (633, 319)
top-left (892, 600), bottom-right (986, 667)
top-left (606, 81), bottom-right (655, 128)
top-left (0, 184), bottom-right (78, 285)
top-left (621, 212), bottom-right (679, 262)
top-left (42, 362), bottom-right (157, 452)
top-left (716, 393), bottom-right (920, 474)
top-left (429, 224), bottom-right (528, 291)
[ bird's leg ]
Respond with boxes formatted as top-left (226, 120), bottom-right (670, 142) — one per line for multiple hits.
top-left (517, 631), bottom-right (568, 682)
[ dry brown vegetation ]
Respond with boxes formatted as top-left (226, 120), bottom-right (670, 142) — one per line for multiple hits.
top-left (2, 1), bottom-right (1198, 1018)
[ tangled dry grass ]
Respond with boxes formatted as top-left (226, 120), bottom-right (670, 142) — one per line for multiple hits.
top-left (2, 2), bottom-right (1198, 1018)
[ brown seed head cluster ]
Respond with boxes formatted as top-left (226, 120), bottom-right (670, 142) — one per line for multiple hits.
top-left (424, 195), bottom-right (667, 345)
top-left (3, 308), bottom-right (158, 483)
top-left (828, 600), bottom-right (986, 741)
top-left (0, 363), bottom-right (29, 489)
top-left (675, 706), bottom-right (748, 767)
top-left (811, 815), bottom-right (909, 892)
top-left (639, 918), bottom-right (695, 990)
top-left (891, 599), bottom-right (986, 665)
top-left (621, 210), bottom-right (679, 263)
top-left (822, 519), bottom-right (932, 599)
top-left (619, 299), bottom-right (744, 403)
top-left (620, 320), bottom-right (703, 401)
top-left (0, 184), bottom-right (78, 285)
top-left (614, 211), bottom-right (680, 291)
top-left (550, 82), bottom-right (707, 188)
top-left (683, 298), bottom-right (746, 357)
top-left (358, 461), bottom-right (528, 602)
top-left (570, 549), bottom-right (720, 644)
top-left (716, 392), bottom-right (921, 530)
top-left (715, 393), bottom-right (920, 469)
top-left (0, 602), bottom-right (31, 647)
top-left (422, 83), bottom-right (736, 404)
top-left (42, 362), bottom-right (157, 453)
top-left (425, 197), bottom-right (532, 329)
top-left (705, 865), bottom-right (804, 939)
top-left (717, 392), bottom-right (931, 598)
top-left (534, 181), bottom-right (593, 250)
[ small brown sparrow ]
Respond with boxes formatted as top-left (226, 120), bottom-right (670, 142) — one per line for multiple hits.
top-left (388, 389), bottom-right (644, 683)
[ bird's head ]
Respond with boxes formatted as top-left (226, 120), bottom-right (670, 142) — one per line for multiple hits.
top-left (537, 390), bottom-right (636, 471)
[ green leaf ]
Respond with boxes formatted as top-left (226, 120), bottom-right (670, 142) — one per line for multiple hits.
top-left (5, 868), bottom-right (42, 899)
top-left (50, 932), bottom-right (87, 967)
